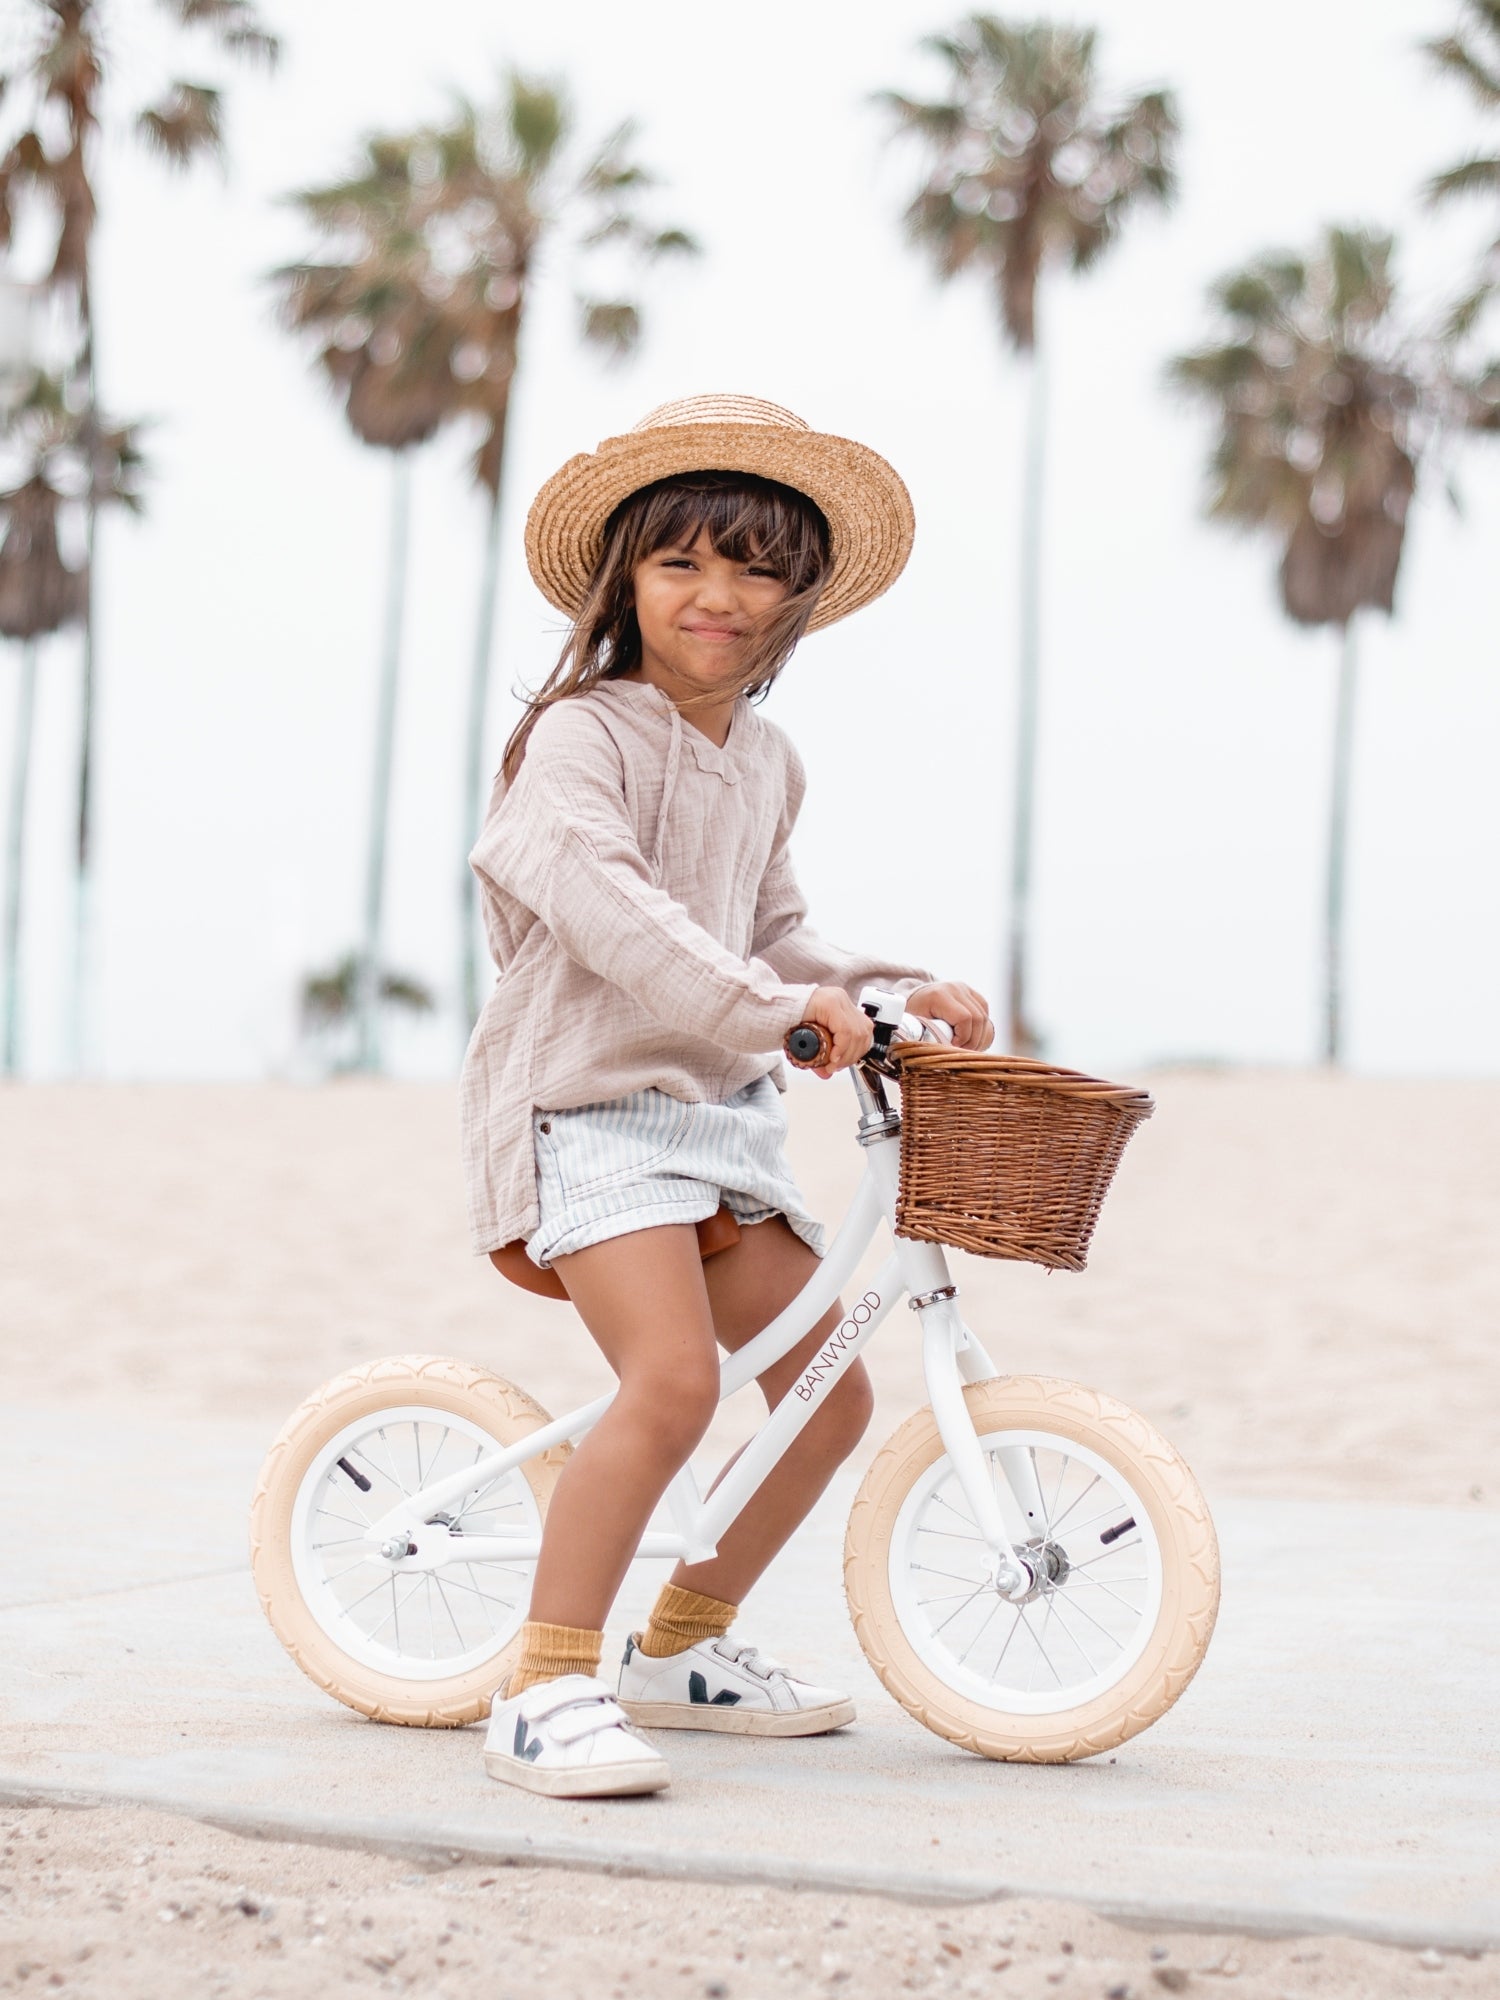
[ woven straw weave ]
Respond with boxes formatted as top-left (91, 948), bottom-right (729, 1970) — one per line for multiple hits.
top-left (523, 393), bottom-right (915, 634)
top-left (889, 1046), bottom-right (1154, 1273)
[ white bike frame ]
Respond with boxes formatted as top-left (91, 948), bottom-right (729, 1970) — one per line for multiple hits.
top-left (364, 990), bottom-right (1051, 1594)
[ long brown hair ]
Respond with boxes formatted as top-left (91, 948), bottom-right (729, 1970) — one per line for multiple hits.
top-left (499, 470), bottom-right (830, 782)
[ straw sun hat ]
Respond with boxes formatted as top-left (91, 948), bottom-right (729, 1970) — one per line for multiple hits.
top-left (523, 393), bottom-right (915, 634)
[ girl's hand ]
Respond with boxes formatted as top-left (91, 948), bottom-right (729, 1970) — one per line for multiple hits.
top-left (905, 981), bottom-right (995, 1051)
top-left (802, 986), bottom-right (876, 1079)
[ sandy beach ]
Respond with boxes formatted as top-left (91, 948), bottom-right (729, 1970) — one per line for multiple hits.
top-left (3, 1068), bottom-right (1497, 1995)
top-left (4, 1068), bottom-right (1496, 1505)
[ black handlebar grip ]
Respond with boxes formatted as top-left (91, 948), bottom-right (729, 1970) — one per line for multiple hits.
top-left (786, 1023), bottom-right (832, 1067)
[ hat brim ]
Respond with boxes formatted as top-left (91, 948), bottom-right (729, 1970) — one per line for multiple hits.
top-left (524, 421), bottom-right (914, 634)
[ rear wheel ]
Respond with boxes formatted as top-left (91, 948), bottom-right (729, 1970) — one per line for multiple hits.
top-left (249, 1355), bottom-right (570, 1726)
top-left (844, 1374), bottom-right (1219, 1762)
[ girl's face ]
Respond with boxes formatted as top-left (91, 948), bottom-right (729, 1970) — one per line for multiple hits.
top-left (630, 525), bottom-right (789, 694)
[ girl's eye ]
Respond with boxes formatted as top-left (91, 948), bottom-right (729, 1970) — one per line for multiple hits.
top-left (746, 565), bottom-right (779, 579)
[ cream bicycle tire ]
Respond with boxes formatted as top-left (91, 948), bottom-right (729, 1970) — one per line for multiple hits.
top-left (250, 1355), bottom-right (570, 1727)
top-left (844, 1374), bottom-right (1219, 1763)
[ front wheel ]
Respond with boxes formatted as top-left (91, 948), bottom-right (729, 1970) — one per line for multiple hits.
top-left (844, 1375), bottom-right (1219, 1762)
top-left (249, 1356), bottom-right (570, 1727)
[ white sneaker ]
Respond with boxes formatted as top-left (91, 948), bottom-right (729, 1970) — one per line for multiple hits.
top-left (617, 1632), bottom-right (855, 1736)
top-left (483, 1673), bottom-right (671, 1798)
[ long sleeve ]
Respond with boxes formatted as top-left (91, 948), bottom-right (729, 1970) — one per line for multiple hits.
top-left (470, 702), bottom-right (816, 1055)
top-left (752, 738), bottom-right (936, 1007)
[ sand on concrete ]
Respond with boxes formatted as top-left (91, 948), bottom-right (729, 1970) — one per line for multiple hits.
top-left (2, 1800), bottom-right (1491, 2000)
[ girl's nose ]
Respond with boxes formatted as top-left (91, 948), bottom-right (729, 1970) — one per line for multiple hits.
top-left (694, 578), bottom-right (739, 612)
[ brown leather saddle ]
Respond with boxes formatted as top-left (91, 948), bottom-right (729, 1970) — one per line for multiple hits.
top-left (488, 1202), bottom-right (743, 1301)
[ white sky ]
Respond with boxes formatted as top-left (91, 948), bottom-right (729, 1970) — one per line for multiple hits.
top-left (3, 0), bottom-right (1498, 1081)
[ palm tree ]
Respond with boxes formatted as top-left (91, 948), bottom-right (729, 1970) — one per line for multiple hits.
top-left (1167, 227), bottom-right (1449, 1065)
top-left (298, 948), bottom-right (434, 1077)
top-left (417, 76), bottom-right (698, 1038)
top-left (1422, 1), bottom-right (1500, 333)
top-left (876, 15), bottom-right (1178, 1054)
top-left (273, 128), bottom-right (497, 1072)
top-left (0, 366), bottom-right (145, 1075)
top-left (0, 0), bottom-right (280, 1072)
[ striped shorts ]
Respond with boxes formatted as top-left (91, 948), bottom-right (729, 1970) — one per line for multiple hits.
top-left (525, 1070), bottom-right (829, 1271)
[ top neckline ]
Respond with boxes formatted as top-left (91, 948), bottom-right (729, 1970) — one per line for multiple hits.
top-left (601, 676), bottom-right (748, 774)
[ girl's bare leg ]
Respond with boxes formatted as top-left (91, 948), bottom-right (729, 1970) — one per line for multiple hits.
top-left (673, 1214), bottom-right (871, 1606)
top-left (525, 1222), bottom-right (722, 1630)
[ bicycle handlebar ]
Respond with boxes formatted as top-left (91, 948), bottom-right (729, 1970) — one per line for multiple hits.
top-left (783, 1010), bottom-right (954, 1070)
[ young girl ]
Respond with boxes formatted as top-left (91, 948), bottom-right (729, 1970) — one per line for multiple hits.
top-left (461, 394), bottom-right (994, 1797)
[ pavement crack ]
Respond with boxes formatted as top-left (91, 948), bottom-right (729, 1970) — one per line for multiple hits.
top-left (0, 1561), bottom-right (248, 1613)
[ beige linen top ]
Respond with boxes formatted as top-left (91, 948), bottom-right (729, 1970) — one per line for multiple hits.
top-left (459, 673), bottom-right (935, 1256)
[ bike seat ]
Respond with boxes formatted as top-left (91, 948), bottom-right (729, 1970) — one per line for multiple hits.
top-left (488, 1201), bottom-right (743, 1300)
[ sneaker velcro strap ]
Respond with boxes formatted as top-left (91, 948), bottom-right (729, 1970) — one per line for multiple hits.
top-left (516, 1673), bottom-right (614, 1723)
top-left (546, 1699), bottom-right (631, 1747)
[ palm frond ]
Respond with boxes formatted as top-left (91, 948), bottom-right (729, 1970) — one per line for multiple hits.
top-left (1424, 153), bottom-right (1500, 205)
top-left (136, 81), bottom-right (224, 169)
top-left (506, 72), bottom-right (568, 171)
top-left (162, 0), bottom-right (282, 66)
top-left (1441, 275), bottom-right (1497, 340)
top-left (578, 296), bottom-right (640, 360)
top-left (1421, 28), bottom-right (1500, 107)
top-left (873, 89), bottom-right (969, 144)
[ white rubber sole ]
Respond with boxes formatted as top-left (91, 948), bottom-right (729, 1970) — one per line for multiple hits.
top-left (482, 1750), bottom-right (670, 1797)
top-left (618, 1697), bottom-right (856, 1737)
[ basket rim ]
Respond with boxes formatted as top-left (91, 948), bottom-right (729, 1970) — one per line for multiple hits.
top-left (888, 1043), bottom-right (1154, 1115)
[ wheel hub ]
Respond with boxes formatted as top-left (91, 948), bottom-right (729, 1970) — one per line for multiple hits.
top-left (1004, 1537), bottom-right (1071, 1604)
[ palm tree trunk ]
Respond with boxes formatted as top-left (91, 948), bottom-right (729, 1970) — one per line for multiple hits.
top-left (70, 315), bottom-right (100, 1077)
top-left (461, 414), bottom-right (510, 1043)
top-left (1323, 617), bottom-right (1359, 1066)
top-left (1006, 336), bottom-right (1047, 1056)
top-left (4, 640), bottom-right (40, 1077)
top-left (355, 447), bottom-right (414, 1073)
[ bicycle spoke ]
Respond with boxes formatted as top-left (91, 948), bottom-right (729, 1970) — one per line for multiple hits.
top-left (1044, 1452), bottom-right (1070, 1535)
top-left (432, 1575), bottom-right (467, 1650)
top-left (1055, 1587), bottom-right (1129, 1654)
top-left (1045, 1592), bottom-right (1104, 1676)
top-left (1026, 1597), bottom-right (1063, 1691)
top-left (931, 1582), bottom-right (989, 1637)
top-left (374, 1428), bottom-right (409, 1498)
top-left (987, 1601), bottom-right (1027, 1681)
top-left (930, 1489), bottom-right (981, 1533)
top-left (1068, 1574), bottom-right (1147, 1610)
top-left (957, 1594), bottom-right (1005, 1667)
top-left (1047, 1472), bottom-right (1103, 1538)
top-left (910, 1560), bottom-right (990, 1589)
top-left (1071, 1539), bottom-right (1142, 1570)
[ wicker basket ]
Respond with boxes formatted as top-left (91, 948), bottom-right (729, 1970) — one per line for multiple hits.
top-left (889, 1045), bottom-right (1154, 1272)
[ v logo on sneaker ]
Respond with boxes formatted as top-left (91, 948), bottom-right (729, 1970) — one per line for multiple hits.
top-left (688, 1670), bottom-right (741, 1707)
top-left (513, 1717), bottom-right (544, 1762)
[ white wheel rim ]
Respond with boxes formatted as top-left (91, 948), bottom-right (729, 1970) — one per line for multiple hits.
top-left (289, 1404), bottom-right (538, 1681)
top-left (888, 1427), bottom-right (1163, 1716)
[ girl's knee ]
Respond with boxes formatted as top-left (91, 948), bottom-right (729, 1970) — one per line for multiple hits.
top-left (624, 1356), bottom-right (720, 1459)
top-left (826, 1360), bottom-right (874, 1452)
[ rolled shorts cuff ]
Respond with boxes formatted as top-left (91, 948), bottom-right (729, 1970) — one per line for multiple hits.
top-left (526, 1186), bottom-right (829, 1271)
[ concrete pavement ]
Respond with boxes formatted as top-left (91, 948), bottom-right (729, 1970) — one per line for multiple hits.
top-left (2, 1401), bottom-right (1496, 1949)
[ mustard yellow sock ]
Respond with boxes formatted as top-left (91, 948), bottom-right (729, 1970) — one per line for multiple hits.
top-left (638, 1583), bottom-right (739, 1658)
top-left (506, 1620), bottom-right (603, 1696)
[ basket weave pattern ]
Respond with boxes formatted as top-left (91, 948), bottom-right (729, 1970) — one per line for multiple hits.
top-left (890, 1048), bottom-right (1154, 1273)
